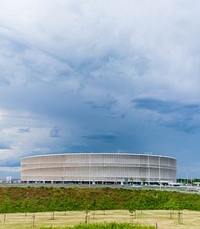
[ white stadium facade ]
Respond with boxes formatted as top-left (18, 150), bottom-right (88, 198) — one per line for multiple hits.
top-left (20, 153), bottom-right (176, 185)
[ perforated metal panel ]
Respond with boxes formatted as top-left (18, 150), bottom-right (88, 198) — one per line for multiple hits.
top-left (20, 153), bottom-right (176, 183)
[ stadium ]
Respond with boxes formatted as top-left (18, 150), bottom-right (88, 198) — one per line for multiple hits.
top-left (20, 153), bottom-right (176, 185)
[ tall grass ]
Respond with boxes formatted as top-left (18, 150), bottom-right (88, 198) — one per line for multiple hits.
top-left (40, 222), bottom-right (155, 229)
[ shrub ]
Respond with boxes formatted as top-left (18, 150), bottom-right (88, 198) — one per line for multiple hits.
top-left (39, 222), bottom-right (155, 229)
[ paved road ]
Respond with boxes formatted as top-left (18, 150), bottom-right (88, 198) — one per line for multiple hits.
top-left (0, 182), bottom-right (200, 194)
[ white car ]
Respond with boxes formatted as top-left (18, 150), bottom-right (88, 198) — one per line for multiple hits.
top-left (132, 184), bottom-right (142, 188)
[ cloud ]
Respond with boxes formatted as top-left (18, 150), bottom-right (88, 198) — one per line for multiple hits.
top-left (83, 132), bottom-right (118, 143)
top-left (50, 126), bottom-right (62, 138)
top-left (0, 0), bottom-right (200, 177)
top-left (85, 97), bottom-right (117, 111)
top-left (0, 167), bottom-right (19, 172)
top-left (0, 143), bottom-right (10, 150)
top-left (18, 127), bottom-right (30, 133)
top-left (133, 98), bottom-right (200, 115)
top-left (133, 98), bottom-right (200, 133)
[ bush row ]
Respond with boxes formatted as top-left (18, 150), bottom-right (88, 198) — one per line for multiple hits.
top-left (39, 222), bottom-right (155, 229)
top-left (0, 186), bottom-right (199, 213)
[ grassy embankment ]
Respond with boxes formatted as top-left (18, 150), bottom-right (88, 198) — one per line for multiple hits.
top-left (0, 186), bottom-right (199, 213)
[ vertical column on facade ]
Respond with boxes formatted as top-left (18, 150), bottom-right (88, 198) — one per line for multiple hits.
top-left (159, 156), bottom-right (161, 188)
top-left (88, 153), bottom-right (91, 187)
top-left (148, 155), bottom-right (150, 185)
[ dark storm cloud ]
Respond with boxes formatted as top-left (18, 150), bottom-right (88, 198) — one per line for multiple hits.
top-left (50, 126), bottom-right (62, 138)
top-left (0, 143), bottom-right (10, 150)
top-left (133, 98), bottom-right (200, 115)
top-left (84, 96), bottom-right (117, 113)
top-left (133, 98), bottom-right (200, 133)
top-left (0, 0), bottom-right (200, 178)
top-left (134, 98), bottom-right (177, 113)
top-left (83, 133), bottom-right (118, 143)
top-left (18, 127), bottom-right (30, 133)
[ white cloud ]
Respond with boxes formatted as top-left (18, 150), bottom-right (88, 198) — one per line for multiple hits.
top-left (0, 167), bottom-right (19, 172)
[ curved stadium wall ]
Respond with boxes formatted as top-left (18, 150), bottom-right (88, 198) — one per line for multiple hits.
top-left (20, 153), bottom-right (176, 184)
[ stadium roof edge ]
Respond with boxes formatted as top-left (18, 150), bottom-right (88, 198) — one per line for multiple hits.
top-left (21, 152), bottom-right (176, 160)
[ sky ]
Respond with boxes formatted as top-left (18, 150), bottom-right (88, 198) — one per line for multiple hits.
top-left (0, 0), bottom-right (200, 179)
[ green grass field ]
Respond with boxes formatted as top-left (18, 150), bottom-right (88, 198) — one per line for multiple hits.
top-left (0, 209), bottom-right (199, 229)
top-left (0, 187), bottom-right (199, 228)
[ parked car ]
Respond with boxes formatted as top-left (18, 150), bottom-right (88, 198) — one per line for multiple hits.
top-left (132, 184), bottom-right (142, 188)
